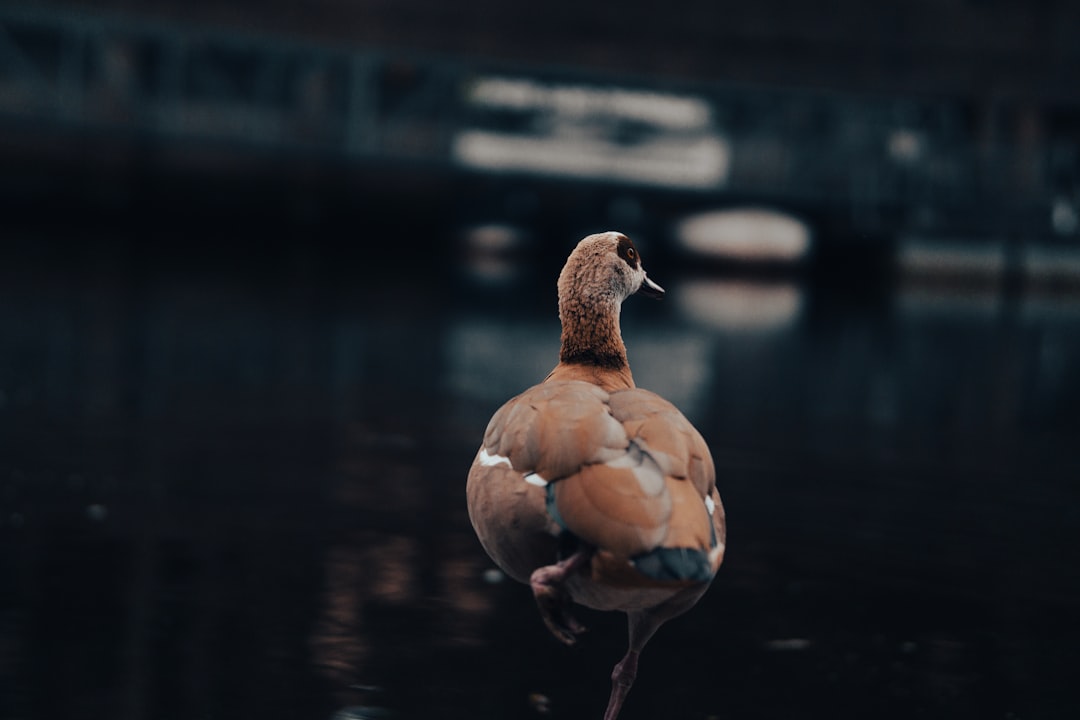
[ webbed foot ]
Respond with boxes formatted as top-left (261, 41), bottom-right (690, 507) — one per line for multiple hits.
top-left (529, 551), bottom-right (590, 645)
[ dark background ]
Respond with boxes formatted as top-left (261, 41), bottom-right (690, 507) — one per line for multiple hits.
top-left (2, 2), bottom-right (1079, 719)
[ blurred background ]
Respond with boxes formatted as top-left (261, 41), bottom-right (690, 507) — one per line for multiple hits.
top-left (2, 2), bottom-right (1079, 719)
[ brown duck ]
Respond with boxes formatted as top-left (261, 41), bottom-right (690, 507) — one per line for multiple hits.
top-left (467, 231), bottom-right (726, 720)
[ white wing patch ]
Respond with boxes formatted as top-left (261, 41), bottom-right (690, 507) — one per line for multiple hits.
top-left (705, 494), bottom-right (716, 516)
top-left (523, 472), bottom-right (548, 487)
top-left (478, 448), bottom-right (512, 468)
top-left (478, 448), bottom-right (548, 486)
top-left (709, 544), bottom-right (725, 565)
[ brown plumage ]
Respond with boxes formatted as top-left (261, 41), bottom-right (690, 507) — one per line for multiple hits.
top-left (466, 231), bottom-right (726, 720)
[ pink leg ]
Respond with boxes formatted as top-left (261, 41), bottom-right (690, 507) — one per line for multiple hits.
top-left (529, 551), bottom-right (590, 645)
top-left (603, 648), bottom-right (640, 720)
top-left (601, 585), bottom-right (711, 719)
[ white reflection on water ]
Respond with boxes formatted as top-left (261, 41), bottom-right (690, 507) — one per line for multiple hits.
top-left (459, 224), bottom-right (531, 287)
top-left (674, 209), bottom-right (812, 263)
top-left (673, 279), bottom-right (804, 333)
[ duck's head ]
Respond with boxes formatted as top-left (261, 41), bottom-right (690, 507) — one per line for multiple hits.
top-left (557, 231), bottom-right (665, 307)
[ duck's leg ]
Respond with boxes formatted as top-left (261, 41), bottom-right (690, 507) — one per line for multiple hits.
top-left (603, 586), bottom-right (709, 720)
top-left (603, 609), bottom-right (664, 720)
top-left (529, 550), bottom-right (590, 645)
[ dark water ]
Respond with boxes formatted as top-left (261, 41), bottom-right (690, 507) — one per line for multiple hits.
top-left (2, 235), bottom-right (1079, 720)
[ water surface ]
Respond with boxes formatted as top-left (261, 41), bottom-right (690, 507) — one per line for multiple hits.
top-left (2, 237), bottom-right (1079, 719)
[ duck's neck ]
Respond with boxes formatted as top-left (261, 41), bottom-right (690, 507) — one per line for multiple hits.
top-left (553, 294), bottom-right (635, 390)
top-left (559, 292), bottom-right (626, 367)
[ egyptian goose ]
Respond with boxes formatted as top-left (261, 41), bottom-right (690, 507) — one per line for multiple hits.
top-left (467, 231), bottom-right (726, 720)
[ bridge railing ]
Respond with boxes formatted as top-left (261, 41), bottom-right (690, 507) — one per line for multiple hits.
top-left (1, 4), bottom-right (1075, 238)
top-left (0, 5), bottom-right (464, 159)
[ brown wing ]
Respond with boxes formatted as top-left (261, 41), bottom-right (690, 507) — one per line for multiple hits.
top-left (470, 381), bottom-right (724, 584)
top-left (554, 388), bottom-right (721, 564)
top-left (467, 381), bottom-right (628, 583)
top-left (482, 381), bottom-right (627, 480)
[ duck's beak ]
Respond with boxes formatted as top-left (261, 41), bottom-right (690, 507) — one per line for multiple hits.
top-left (637, 274), bottom-right (665, 299)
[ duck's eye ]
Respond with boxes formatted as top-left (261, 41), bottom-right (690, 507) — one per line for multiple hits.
top-left (626, 247), bottom-right (636, 260)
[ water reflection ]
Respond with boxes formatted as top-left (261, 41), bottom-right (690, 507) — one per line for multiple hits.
top-left (2, 240), bottom-right (1079, 720)
top-left (672, 279), bottom-right (803, 332)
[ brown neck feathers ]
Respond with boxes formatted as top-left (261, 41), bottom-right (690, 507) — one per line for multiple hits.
top-left (558, 294), bottom-right (628, 370)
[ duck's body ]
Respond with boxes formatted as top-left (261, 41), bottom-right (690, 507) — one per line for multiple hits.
top-left (466, 232), bottom-right (726, 720)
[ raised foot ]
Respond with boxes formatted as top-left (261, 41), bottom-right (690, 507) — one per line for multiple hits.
top-left (529, 552), bottom-right (589, 645)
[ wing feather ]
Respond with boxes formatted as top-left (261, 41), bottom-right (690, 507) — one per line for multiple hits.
top-left (477, 382), bottom-right (720, 573)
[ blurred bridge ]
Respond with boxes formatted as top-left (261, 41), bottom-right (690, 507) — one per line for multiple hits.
top-left (1, 3), bottom-right (1078, 248)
